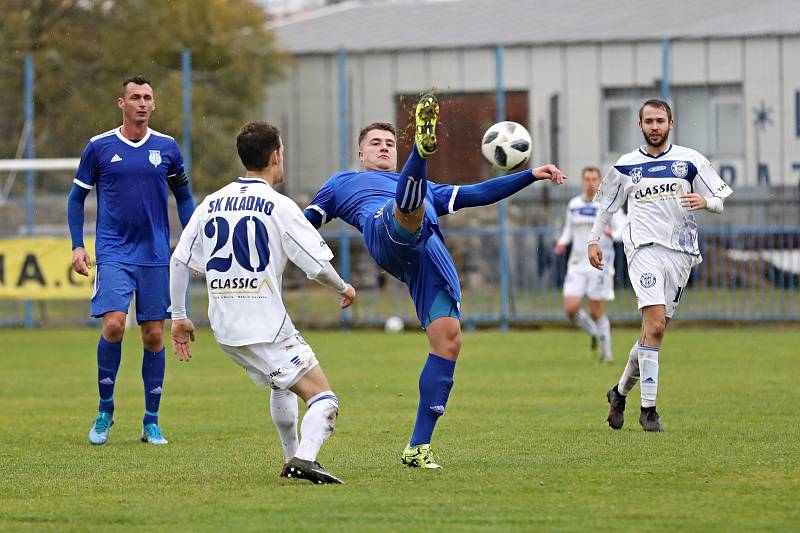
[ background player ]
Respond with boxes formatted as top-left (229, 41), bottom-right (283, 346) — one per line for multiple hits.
top-left (169, 121), bottom-right (355, 484)
top-left (304, 94), bottom-right (565, 468)
top-left (67, 75), bottom-right (195, 446)
top-left (589, 99), bottom-right (732, 431)
top-left (554, 166), bottom-right (626, 363)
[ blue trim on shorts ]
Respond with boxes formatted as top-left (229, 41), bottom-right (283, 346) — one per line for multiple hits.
top-left (422, 290), bottom-right (461, 328)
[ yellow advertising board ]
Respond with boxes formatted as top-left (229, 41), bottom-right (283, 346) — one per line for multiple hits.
top-left (0, 237), bottom-right (95, 300)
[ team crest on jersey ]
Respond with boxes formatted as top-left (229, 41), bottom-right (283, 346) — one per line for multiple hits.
top-left (640, 272), bottom-right (657, 288)
top-left (630, 167), bottom-right (643, 184)
top-left (671, 161), bottom-right (688, 178)
top-left (148, 150), bottom-right (162, 167)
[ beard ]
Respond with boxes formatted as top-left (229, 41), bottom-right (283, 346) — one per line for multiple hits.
top-left (642, 128), bottom-right (670, 150)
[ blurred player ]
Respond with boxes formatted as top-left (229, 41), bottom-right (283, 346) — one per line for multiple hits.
top-left (169, 121), bottom-right (355, 484)
top-left (304, 94), bottom-right (565, 468)
top-left (554, 166), bottom-right (626, 363)
top-left (67, 75), bottom-right (195, 446)
top-left (589, 99), bottom-right (732, 431)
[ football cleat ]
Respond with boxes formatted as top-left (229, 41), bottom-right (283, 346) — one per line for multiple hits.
top-left (88, 411), bottom-right (113, 445)
top-left (639, 407), bottom-right (665, 432)
top-left (590, 335), bottom-right (599, 357)
top-left (280, 458), bottom-right (344, 484)
top-left (401, 443), bottom-right (442, 469)
top-left (606, 385), bottom-right (626, 430)
top-left (414, 93), bottom-right (439, 157)
top-left (141, 423), bottom-right (169, 445)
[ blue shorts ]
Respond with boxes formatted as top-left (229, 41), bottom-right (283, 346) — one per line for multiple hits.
top-left (92, 262), bottom-right (170, 323)
top-left (363, 200), bottom-right (462, 327)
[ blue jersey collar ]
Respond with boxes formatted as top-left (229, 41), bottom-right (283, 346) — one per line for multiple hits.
top-left (236, 177), bottom-right (272, 186)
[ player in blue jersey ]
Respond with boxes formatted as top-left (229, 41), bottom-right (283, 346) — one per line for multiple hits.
top-left (304, 94), bottom-right (565, 467)
top-left (67, 75), bottom-right (196, 446)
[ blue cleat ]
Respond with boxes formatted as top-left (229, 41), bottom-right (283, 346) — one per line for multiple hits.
top-left (88, 411), bottom-right (113, 445)
top-left (141, 423), bottom-right (168, 445)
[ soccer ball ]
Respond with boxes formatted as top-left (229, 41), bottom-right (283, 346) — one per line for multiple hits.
top-left (384, 316), bottom-right (405, 333)
top-left (481, 121), bottom-right (532, 171)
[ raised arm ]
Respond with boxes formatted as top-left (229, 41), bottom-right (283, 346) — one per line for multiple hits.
top-left (452, 165), bottom-right (565, 211)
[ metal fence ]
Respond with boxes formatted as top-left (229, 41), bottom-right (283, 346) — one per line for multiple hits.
top-left (3, 226), bottom-right (796, 329)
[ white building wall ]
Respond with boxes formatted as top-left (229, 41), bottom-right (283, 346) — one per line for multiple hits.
top-left (268, 35), bottom-right (800, 194)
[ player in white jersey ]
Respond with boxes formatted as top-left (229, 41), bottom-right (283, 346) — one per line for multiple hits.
top-left (588, 99), bottom-right (732, 432)
top-left (168, 122), bottom-right (356, 484)
top-left (554, 167), bottom-right (626, 363)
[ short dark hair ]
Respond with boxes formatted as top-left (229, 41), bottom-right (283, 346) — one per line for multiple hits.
top-left (358, 122), bottom-right (396, 146)
top-left (236, 121), bottom-right (281, 171)
top-left (582, 166), bottom-right (601, 178)
top-left (121, 75), bottom-right (151, 97)
top-left (639, 99), bottom-right (672, 121)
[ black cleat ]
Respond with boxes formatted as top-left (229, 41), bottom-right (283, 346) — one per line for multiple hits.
top-left (606, 385), bottom-right (626, 430)
top-left (639, 407), bottom-right (665, 432)
top-left (590, 335), bottom-right (599, 355)
top-left (280, 458), bottom-right (344, 484)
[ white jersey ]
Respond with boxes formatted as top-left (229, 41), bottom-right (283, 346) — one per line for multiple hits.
top-left (557, 194), bottom-right (626, 270)
top-left (172, 177), bottom-right (334, 346)
top-left (595, 144), bottom-right (733, 262)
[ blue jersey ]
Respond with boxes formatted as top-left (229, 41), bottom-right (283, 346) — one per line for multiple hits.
top-left (305, 170), bottom-right (458, 232)
top-left (73, 128), bottom-right (185, 265)
top-left (307, 170), bottom-right (462, 323)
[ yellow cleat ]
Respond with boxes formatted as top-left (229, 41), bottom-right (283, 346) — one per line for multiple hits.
top-left (414, 93), bottom-right (439, 158)
top-left (401, 443), bottom-right (442, 469)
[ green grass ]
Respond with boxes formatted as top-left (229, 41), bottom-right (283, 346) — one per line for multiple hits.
top-left (1, 327), bottom-right (798, 531)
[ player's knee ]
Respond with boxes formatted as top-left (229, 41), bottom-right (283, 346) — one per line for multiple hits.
top-left (646, 320), bottom-right (666, 341)
top-left (141, 329), bottom-right (164, 351)
top-left (102, 319), bottom-right (125, 342)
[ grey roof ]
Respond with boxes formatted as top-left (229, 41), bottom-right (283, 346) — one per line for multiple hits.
top-left (271, 0), bottom-right (800, 54)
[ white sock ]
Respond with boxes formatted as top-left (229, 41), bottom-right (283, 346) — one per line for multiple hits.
top-left (270, 389), bottom-right (299, 461)
top-left (573, 309), bottom-right (597, 337)
top-left (295, 391), bottom-right (339, 462)
top-left (617, 341), bottom-right (640, 396)
top-left (596, 315), bottom-right (612, 357)
top-left (638, 345), bottom-right (660, 408)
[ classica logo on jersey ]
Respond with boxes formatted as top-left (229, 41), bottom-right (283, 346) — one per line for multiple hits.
top-left (209, 277), bottom-right (274, 294)
top-left (633, 182), bottom-right (679, 200)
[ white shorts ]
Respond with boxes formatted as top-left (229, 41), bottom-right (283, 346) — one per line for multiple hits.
top-left (628, 246), bottom-right (696, 318)
top-left (218, 332), bottom-right (318, 390)
top-left (563, 264), bottom-right (615, 301)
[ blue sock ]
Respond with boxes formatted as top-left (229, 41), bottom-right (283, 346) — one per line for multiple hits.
top-left (97, 336), bottom-right (122, 414)
top-left (395, 144), bottom-right (428, 213)
top-left (410, 353), bottom-right (456, 447)
top-left (142, 348), bottom-right (165, 425)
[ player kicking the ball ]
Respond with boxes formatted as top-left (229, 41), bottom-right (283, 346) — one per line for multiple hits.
top-left (304, 93), bottom-right (565, 468)
top-left (169, 121), bottom-right (355, 484)
top-left (589, 99), bottom-right (732, 432)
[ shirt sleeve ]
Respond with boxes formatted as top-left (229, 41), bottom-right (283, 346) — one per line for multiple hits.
top-left (305, 178), bottom-right (337, 227)
top-left (692, 154), bottom-right (733, 199)
top-left (595, 165), bottom-right (626, 213)
top-left (172, 200), bottom-right (207, 273)
top-left (168, 141), bottom-right (185, 177)
top-left (281, 201), bottom-right (335, 278)
top-left (73, 142), bottom-right (99, 190)
top-left (430, 182), bottom-right (458, 216)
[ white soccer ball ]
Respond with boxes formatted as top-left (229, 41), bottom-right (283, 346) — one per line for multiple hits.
top-left (384, 316), bottom-right (405, 333)
top-left (481, 121), bottom-right (532, 171)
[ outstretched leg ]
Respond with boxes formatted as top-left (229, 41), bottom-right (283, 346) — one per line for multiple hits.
top-left (393, 93), bottom-right (439, 233)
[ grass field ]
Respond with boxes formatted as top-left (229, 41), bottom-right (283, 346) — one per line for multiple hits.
top-left (1, 326), bottom-right (798, 531)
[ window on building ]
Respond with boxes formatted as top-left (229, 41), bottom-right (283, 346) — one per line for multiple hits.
top-left (603, 85), bottom-right (743, 160)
